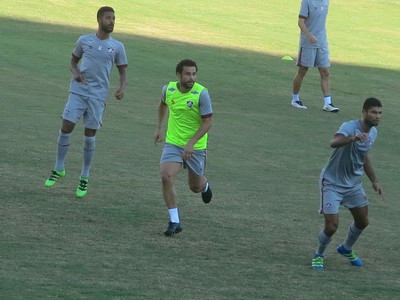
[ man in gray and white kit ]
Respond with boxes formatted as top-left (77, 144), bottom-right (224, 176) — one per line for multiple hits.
top-left (45, 6), bottom-right (128, 197)
top-left (291, 0), bottom-right (339, 112)
top-left (311, 98), bottom-right (384, 269)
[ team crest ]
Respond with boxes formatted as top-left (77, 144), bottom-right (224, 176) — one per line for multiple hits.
top-left (187, 101), bottom-right (194, 108)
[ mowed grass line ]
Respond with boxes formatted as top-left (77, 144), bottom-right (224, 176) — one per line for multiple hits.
top-left (1, 0), bottom-right (399, 69)
top-left (0, 1), bottom-right (400, 299)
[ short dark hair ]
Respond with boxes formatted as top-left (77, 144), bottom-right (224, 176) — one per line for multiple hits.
top-left (97, 6), bottom-right (114, 19)
top-left (176, 59), bottom-right (198, 74)
top-left (363, 97), bottom-right (382, 110)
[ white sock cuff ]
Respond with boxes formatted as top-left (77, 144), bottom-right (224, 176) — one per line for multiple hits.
top-left (168, 208), bottom-right (180, 223)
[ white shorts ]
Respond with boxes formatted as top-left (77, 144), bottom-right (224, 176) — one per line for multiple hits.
top-left (62, 93), bottom-right (105, 130)
top-left (319, 178), bottom-right (368, 214)
top-left (160, 143), bottom-right (207, 176)
top-left (297, 47), bottom-right (330, 68)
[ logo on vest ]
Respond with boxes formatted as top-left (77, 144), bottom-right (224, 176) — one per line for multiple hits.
top-left (187, 101), bottom-right (194, 108)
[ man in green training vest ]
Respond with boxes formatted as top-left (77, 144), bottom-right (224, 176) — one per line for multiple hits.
top-left (154, 59), bottom-right (213, 236)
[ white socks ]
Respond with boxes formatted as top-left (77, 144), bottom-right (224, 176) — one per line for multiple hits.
top-left (324, 95), bottom-right (332, 106)
top-left (168, 208), bottom-right (180, 223)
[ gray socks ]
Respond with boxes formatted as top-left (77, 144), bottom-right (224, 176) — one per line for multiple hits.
top-left (81, 136), bottom-right (96, 178)
top-left (55, 131), bottom-right (71, 170)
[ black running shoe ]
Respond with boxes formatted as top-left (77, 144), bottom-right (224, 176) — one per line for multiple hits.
top-left (164, 221), bottom-right (182, 236)
top-left (201, 184), bottom-right (212, 204)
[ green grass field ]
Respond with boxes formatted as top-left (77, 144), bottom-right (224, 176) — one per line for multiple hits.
top-left (1, 0), bottom-right (400, 299)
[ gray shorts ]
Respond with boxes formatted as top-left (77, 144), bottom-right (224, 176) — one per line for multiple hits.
top-left (297, 47), bottom-right (330, 68)
top-left (62, 93), bottom-right (105, 130)
top-left (319, 178), bottom-right (368, 214)
top-left (160, 143), bottom-right (207, 176)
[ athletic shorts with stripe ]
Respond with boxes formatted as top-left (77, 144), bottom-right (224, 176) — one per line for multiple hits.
top-left (319, 177), bottom-right (368, 214)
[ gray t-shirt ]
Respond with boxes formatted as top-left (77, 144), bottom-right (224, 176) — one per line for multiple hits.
top-left (321, 119), bottom-right (378, 188)
top-left (299, 0), bottom-right (329, 48)
top-left (69, 34), bottom-right (128, 101)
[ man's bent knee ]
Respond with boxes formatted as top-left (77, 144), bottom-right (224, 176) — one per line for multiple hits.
top-left (61, 119), bottom-right (75, 134)
top-left (189, 183), bottom-right (203, 193)
top-left (355, 218), bottom-right (369, 230)
top-left (324, 215), bottom-right (339, 236)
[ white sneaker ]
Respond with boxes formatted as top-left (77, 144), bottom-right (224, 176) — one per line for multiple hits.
top-left (323, 103), bottom-right (339, 113)
top-left (291, 101), bottom-right (307, 109)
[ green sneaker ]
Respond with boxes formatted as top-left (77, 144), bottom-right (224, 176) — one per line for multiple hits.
top-left (76, 177), bottom-right (89, 198)
top-left (45, 169), bottom-right (66, 187)
top-left (311, 255), bottom-right (325, 270)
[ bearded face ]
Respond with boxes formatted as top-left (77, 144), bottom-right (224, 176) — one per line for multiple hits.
top-left (98, 11), bottom-right (115, 34)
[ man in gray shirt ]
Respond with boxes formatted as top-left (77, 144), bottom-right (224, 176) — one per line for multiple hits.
top-left (291, 0), bottom-right (339, 112)
top-left (45, 6), bottom-right (128, 198)
top-left (311, 98), bottom-right (384, 270)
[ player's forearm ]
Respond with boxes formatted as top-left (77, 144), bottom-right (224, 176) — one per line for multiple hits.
top-left (298, 18), bottom-right (312, 38)
top-left (69, 59), bottom-right (80, 76)
top-left (330, 136), bottom-right (355, 148)
top-left (118, 67), bottom-right (127, 92)
top-left (364, 156), bottom-right (378, 183)
top-left (187, 118), bottom-right (212, 146)
top-left (157, 103), bottom-right (167, 130)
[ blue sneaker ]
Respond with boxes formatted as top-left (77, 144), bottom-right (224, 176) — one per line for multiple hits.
top-left (337, 244), bottom-right (363, 266)
top-left (311, 255), bottom-right (325, 270)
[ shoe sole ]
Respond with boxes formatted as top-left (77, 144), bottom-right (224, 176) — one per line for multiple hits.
top-left (164, 229), bottom-right (182, 236)
top-left (323, 108), bottom-right (339, 113)
top-left (76, 191), bottom-right (88, 198)
top-left (45, 181), bottom-right (57, 187)
top-left (164, 223), bottom-right (182, 236)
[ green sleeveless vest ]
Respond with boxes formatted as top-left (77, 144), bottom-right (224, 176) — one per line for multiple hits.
top-left (165, 81), bottom-right (208, 150)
